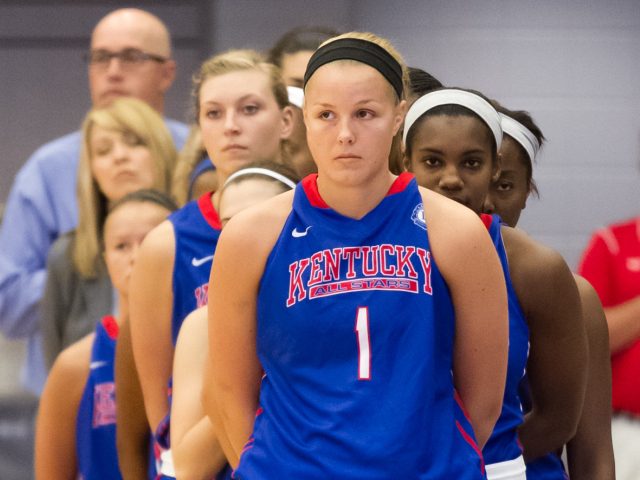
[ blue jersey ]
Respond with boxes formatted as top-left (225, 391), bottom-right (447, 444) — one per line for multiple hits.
top-left (481, 214), bottom-right (529, 468)
top-left (168, 192), bottom-right (221, 345)
top-left (76, 316), bottom-right (122, 480)
top-left (234, 173), bottom-right (486, 479)
top-left (155, 192), bottom-right (226, 479)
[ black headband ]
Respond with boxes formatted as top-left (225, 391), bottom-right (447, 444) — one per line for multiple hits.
top-left (303, 38), bottom-right (404, 98)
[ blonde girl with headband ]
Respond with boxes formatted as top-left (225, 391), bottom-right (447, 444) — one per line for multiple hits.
top-left (204, 32), bottom-right (508, 478)
top-left (127, 49), bottom-right (293, 478)
top-left (403, 88), bottom-right (589, 480)
top-left (169, 162), bottom-right (298, 479)
top-left (484, 107), bottom-right (615, 480)
top-left (41, 97), bottom-right (177, 371)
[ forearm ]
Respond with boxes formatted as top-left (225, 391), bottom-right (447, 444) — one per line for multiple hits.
top-left (567, 437), bottom-right (615, 480)
top-left (116, 429), bottom-right (150, 480)
top-left (115, 322), bottom-right (151, 479)
top-left (204, 383), bottom-right (256, 469)
top-left (173, 416), bottom-right (227, 480)
top-left (519, 409), bottom-right (578, 461)
top-left (605, 296), bottom-right (640, 353)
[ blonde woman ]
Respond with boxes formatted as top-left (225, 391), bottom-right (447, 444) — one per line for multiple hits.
top-left (128, 49), bottom-right (293, 477)
top-left (41, 97), bottom-right (177, 371)
top-left (205, 32), bottom-right (508, 478)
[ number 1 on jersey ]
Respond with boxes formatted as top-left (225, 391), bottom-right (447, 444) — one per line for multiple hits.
top-left (355, 307), bottom-right (371, 380)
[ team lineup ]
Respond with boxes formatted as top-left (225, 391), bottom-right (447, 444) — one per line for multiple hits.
top-left (0, 5), bottom-right (631, 480)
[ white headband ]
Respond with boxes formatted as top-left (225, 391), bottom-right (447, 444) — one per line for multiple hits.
top-left (499, 113), bottom-right (540, 163)
top-left (287, 86), bottom-right (304, 109)
top-left (223, 167), bottom-right (297, 190)
top-left (403, 89), bottom-right (502, 151)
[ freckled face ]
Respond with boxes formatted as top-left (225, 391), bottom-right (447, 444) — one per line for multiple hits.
top-left (198, 70), bottom-right (288, 180)
top-left (303, 61), bottom-right (405, 188)
top-left (407, 114), bottom-right (496, 214)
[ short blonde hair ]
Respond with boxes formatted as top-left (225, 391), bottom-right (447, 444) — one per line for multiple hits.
top-left (74, 97), bottom-right (177, 278)
top-left (318, 32), bottom-right (409, 174)
top-left (192, 49), bottom-right (289, 122)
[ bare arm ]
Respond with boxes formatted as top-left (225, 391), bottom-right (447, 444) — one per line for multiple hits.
top-left (423, 190), bottom-right (509, 449)
top-left (507, 229), bottom-right (588, 461)
top-left (115, 318), bottom-right (150, 479)
top-left (204, 198), bottom-right (289, 468)
top-left (171, 307), bottom-right (227, 479)
top-left (129, 220), bottom-right (175, 431)
top-left (34, 335), bottom-right (91, 480)
top-left (566, 275), bottom-right (615, 480)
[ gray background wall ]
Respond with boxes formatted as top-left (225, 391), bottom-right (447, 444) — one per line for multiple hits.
top-left (1, 0), bottom-right (640, 390)
top-left (0, 1), bottom-right (638, 476)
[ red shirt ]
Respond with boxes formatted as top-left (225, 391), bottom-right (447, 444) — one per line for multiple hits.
top-left (578, 217), bottom-right (640, 415)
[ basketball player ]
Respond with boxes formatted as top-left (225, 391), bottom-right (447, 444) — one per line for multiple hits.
top-left (484, 107), bottom-right (615, 479)
top-left (35, 190), bottom-right (176, 480)
top-left (204, 32), bottom-right (509, 478)
top-left (170, 163), bottom-right (298, 479)
top-left (129, 49), bottom-right (293, 477)
top-left (403, 88), bottom-right (588, 479)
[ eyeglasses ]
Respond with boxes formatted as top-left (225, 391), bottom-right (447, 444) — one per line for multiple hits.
top-left (85, 48), bottom-right (167, 69)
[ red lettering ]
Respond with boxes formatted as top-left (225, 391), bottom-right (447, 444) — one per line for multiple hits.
top-left (362, 245), bottom-right (380, 276)
top-left (416, 248), bottom-right (433, 294)
top-left (380, 244), bottom-right (396, 275)
top-left (287, 258), bottom-right (310, 307)
top-left (342, 247), bottom-right (361, 279)
top-left (322, 248), bottom-right (342, 282)
top-left (396, 246), bottom-right (418, 278)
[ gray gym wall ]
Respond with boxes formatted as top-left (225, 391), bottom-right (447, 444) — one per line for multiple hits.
top-left (0, 1), bottom-right (638, 475)
top-left (1, 0), bottom-right (639, 275)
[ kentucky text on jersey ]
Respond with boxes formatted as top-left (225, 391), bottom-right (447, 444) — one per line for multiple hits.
top-left (286, 244), bottom-right (433, 307)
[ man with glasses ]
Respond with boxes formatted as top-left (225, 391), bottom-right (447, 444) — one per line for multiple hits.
top-left (0, 8), bottom-right (188, 395)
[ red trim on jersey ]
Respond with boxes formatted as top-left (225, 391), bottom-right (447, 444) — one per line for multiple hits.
top-left (197, 192), bottom-right (222, 230)
top-left (302, 172), bottom-right (415, 209)
top-left (101, 315), bottom-right (119, 340)
top-left (480, 213), bottom-right (493, 230)
top-left (456, 420), bottom-right (486, 475)
top-left (387, 172), bottom-right (414, 195)
top-left (453, 389), bottom-right (485, 473)
top-left (301, 174), bottom-right (329, 208)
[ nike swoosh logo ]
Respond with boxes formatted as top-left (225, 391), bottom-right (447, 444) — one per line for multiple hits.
top-left (192, 255), bottom-right (214, 267)
top-left (90, 361), bottom-right (107, 370)
top-left (292, 226), bottom-right (312, 238)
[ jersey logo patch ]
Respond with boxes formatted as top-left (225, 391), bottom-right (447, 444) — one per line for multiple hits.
top-left (89, 361), bottom-right (107, 370)
top-left (411, 203), bottom-right (426, 231)
top-left (192, 255), bottom-right (214, 267)
top-left (292, 226), bottom-right (312, 238)
top-left (92, 382), bottom-right (116, 428)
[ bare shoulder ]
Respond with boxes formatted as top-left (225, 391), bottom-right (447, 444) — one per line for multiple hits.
top-left (501, 226), bottom-right (569, 280)
top-left (139, 220), bottom-right (176, 259)
top-left (573, 274), bottom-right (609, 339)
top-left (177, 306), bottom-right (208, 345)
top-left (47, 333), bottom-right (94, 393)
